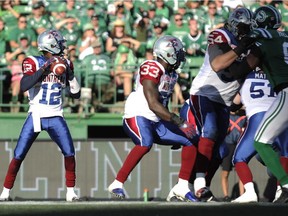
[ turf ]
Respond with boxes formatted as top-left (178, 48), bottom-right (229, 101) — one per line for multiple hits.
top-left (0, 201), bottom-right (287, 216)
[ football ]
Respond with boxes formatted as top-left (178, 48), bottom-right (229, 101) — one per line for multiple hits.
top-left (50, 56), bottom-right (67, 76)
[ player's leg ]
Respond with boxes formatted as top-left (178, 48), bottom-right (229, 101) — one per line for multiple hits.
top-left (108, 116), bottom-right (152, 199)
top-left (0, 114), bottom-right (39, 201)
top-left (190, 95), bottom-right (229, 195)
top-left (254, 92), bottom-right (288, 203)
top-left (47, 116), bottom-right (79, 202)
top-left (158, 120), bottom-right (198, 202)
top-left (232, 113), bottom-right (263, 203)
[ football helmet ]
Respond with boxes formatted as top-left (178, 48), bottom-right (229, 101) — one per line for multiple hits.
top-left (253, 5), bottom-right (282, 30)
top-left (153, 35), bottom-right (186, 70)
top-left (38, 29), bottom-right (67, 55)
top-left (226, 7), bottom-right (256, 39)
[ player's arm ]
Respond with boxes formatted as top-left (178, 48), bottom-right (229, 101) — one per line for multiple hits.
top-left (66, 64), bottom-right (81, 99)
top-left (142, 79), bottom-right (172, 122)
top-left (209, 43), bottom-right (239, 72)
top-left (227, 46), bottom-right (261, 79)
top-left (20, 57), bottom-right (56, 92)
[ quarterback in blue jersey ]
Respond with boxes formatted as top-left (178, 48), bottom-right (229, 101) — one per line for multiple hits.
top-left (0, 29), bottom-right (81, 202)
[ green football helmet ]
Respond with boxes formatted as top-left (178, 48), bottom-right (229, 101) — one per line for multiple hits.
top-left (253, 5), bottom-right (282, 30)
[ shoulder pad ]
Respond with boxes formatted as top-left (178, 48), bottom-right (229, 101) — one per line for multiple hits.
top-left (249, 28), bottom-right (272, 39)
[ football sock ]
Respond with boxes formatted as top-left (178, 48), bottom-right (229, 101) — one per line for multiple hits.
top-left (178, 145), bottom-right (197, 180)
top-left (116, 145), bottom-right (150, 183)
top-left (196, 137), bottom-right (215, 173)
top-left (255, 141), bottom-right (288, 186)
top-left (65, 156), bottom-right (76, 187)
top-left (235, 162), bottom-right (253, 185)
top-left (3, 158), bottom-right (22, 189)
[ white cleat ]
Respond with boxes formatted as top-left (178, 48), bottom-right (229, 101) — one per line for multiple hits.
top-left (273, 187), bottom-right (282, 203)
top-left (231, 191), bottom-right (258, 203)
top-left (66, 191), bottom-right (80, 202)
top-left (166, 185), bottom-right (184, 202)
top-left (0, 189), bottom-right (12, 201)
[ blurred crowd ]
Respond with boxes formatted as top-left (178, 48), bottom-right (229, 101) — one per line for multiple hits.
top-left (0, 0), bottom-right (286, 113)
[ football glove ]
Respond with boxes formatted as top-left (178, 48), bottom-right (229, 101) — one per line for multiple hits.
top-left (233, 35), bottom-right (257, 56)
top-left (171, 113), bottom-right (197, 138)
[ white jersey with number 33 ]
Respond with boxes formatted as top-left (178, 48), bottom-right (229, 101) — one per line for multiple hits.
top-left (124, 60), bottom-right (178, 122)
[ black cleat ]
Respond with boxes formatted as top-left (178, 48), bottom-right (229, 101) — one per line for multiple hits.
top-left (274, 187), bottom-right (288, 204)
top-left (196, 187), bottom-right (219, 202)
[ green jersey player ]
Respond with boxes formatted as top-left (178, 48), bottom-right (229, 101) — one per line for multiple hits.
top-left (228, 5), bottom-right (288, 203)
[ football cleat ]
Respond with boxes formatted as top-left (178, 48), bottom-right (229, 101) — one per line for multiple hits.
top-left (166, 185), bottom-right (184, 202)
top-left (0, 196), bottom-right (12, 202)
top-left (273, 187), bottom-right (288, 204)
top-left (231, 191), bottom-right (258, 203)
top-left (273, 186), bottom-right (282, 202)
top-left (108, 187), bottom-right (126, 199)
top-left (172, 187), bottom-right (198, 202)
top-left (196, 187), bottom-right (219, 202)
top-left (222, 196), bottom-right (231, 202)
top-left (66, 191), bottom-right (81, 202)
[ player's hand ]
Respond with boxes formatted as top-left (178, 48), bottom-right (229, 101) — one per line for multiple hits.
top-left (171, 113), bottom-right (197, 138)
top-left (179, 121), bottom-right (197, 138)
top-left (41, 56), bottom-right (57, 71)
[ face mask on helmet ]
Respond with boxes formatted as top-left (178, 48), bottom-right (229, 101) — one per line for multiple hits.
top-left (226, 8), bottom-right (256, 39)
top-left (253, 5), bottom-right (282, 30)
top-left (37, 29), bottom-right (67, 55)
top-left (153, 35), bottom-right (186, 70)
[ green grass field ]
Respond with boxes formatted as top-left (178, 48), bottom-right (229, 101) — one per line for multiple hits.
top-left (0, 201), bottom-right (287, 216)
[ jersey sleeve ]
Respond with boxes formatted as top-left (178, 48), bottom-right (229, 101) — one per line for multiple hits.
top-left (139, 60), bottom-right (164, 85)
top-left (207, 29), bottom-right (230, 46)
top-left (22, 57), bottom-right (37, 76)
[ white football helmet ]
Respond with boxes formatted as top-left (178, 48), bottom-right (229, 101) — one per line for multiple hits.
top-left (37, 29), bottom-right (67, 55)
top-left (226, 7), bottom-right (256, 39)
top-left (153, 35), bottom-right (186, 70)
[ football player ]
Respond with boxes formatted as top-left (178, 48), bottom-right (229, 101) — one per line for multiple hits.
top-left (0, 29), bottom-right (81, 202)
top-left (108, 35), bottom-right (199, 202)
top-left (186, 7), bottom-right (256, 200)
top-left (227, 5), bottom-right (288, 203)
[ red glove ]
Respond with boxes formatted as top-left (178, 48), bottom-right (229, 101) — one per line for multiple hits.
top-left (179, 121), bottom-right (197, 138)
top-left (171, 113), bottom-right (197, 138)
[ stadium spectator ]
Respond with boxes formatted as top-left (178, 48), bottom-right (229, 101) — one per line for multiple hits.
top-left (60, 16), bottom-right (82, 51)
top-left (182, 18), bottom-right (207, 58)
top-left (166, 13), bottom-right (189, 41)
top-left (154, 0), bottom-right (173, 20)
top-left (0, 18), bottom-right (10, 67)
top-left (200, 1), bottom-right (226, 36)
top-left (0, 29), bottom-right (81, 202)
top-left (113, 37), bottom-right (140, 101)
top-left (9, 52), bottom-right (28, 113)
top-left (108, 35), bottom-right (198, 202)
top-left (105, 19), bottom-right (127, 56)
top-left (27, 0), bottom-right (52, 35)
top-left (89, 14), bottom-right (109, 44)
top-left (77, 23), bottom-right (103, 60)
top-left (0, 0), bottom-right (20, 31)
top-left (214, 0), bottom-right (230, 20)
top-left (220, 108), bottom-right (246, 202)
top-left (246, 0), bottom-right (267, 12)
top-left (276, 0), bottom-right (288, 31)
top-left (8, 15), bottom-right (37, 50)
top-left (81, 40), bottom-right (113, 113)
